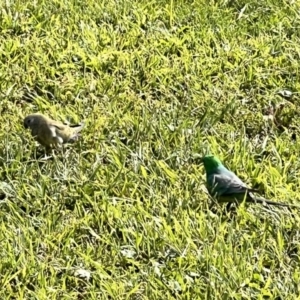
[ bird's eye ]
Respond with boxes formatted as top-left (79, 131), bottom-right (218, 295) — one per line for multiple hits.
top-left (24, 118), bottom-right (33, 128)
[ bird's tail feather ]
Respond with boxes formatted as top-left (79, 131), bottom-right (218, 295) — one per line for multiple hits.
top-left (217, 193), bottom-right (300, 209)
top-left (252, 195), bottom-right (300, 208)
top-left (69, 122), bottom-right (84, 132)
top-left (68, 123), bottom-right (85, 143)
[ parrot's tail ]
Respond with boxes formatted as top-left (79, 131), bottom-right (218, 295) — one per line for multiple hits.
top-left (68, 123), bottom-right (85, 143)
top-left (70, 122), bottom-right (85, 132)
top-left (252, 195), bottom-right (300, 208)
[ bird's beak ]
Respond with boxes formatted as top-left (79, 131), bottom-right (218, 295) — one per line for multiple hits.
top-left (23, 121), bottom-right (28, 129)
top-left (190, 153), bottom-right (204, 164)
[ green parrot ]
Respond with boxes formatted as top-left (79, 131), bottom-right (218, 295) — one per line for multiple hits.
top-left (201, 155), bottom-right (299, 208)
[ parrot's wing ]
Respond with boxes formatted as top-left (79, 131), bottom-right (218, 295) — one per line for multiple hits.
top-left (48, 120), bottom-right (66, 131)
top-left (49, 126), bottom-right (57, 137)
top-left (49, 125), bottom-right (64, 144)
top-left (49, 120), bottom-right (84, 144)
top-left (51, 121), bottom-right (84, 133)
top-left (209, 172), bottom-right (250, 196)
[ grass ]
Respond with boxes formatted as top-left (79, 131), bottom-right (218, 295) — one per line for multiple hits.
top-left (1, 0), bottom-right (300, 298)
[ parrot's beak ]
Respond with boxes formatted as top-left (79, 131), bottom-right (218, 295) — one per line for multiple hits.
top-left (23, 120), bottom-right (29, 129)
top-left (190, 153), bottom-right (204, 164)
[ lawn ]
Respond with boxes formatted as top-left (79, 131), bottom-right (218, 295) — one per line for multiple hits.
top-left (1, 0), bottom-right (300, 298)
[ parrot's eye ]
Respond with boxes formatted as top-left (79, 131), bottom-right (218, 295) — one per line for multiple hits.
top-left (24, 118), bottom-right (33, 128)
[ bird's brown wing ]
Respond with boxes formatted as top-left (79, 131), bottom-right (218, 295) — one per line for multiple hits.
top-left (50, 120), bottom-right (84, 132)
top-left (48, 119), bottom-right (66, 131)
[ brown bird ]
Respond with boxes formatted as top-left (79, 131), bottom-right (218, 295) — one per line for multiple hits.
top-left (23, 113), bottom-right (84, 150)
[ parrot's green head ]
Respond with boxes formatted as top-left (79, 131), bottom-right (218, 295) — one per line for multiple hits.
top-left (201, 155), bottom-right (223, 173)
